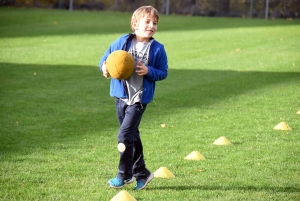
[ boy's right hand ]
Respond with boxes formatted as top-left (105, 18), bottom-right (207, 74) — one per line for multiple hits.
top-left (102, 61), bottom-right (110, 78)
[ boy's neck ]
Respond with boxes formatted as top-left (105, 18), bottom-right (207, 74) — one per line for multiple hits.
top-left (134, 34), bottom-right (151, 43)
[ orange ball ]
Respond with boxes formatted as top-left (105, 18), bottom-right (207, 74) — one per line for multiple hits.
top-left (106, 50), bottom-right (135, 80)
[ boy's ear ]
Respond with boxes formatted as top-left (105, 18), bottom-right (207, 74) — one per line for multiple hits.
top-left (132, 21), bottom-right (138, 30)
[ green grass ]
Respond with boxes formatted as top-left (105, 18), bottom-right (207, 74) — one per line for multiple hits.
top-left (0, 7), bottom-right (300, 200)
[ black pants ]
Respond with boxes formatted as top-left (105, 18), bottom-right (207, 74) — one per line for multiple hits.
top-left (116, 98), bottom-right (151, 180)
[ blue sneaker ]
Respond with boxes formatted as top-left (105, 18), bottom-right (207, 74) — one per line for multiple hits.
top-left (134, 173), bottom-right (154, 190)
top-left (108, 177), bottom-right (135, 189)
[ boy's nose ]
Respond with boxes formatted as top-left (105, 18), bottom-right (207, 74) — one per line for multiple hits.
top-left (149, 22), bottom-right (154, 28)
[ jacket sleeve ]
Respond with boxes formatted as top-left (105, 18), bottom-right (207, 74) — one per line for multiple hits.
top-left (99, 44), bottom-right (115, 72)
top-left (145, 44), bottom-right (168, 81)
top-left (99, 34), bottom-right (128, 72)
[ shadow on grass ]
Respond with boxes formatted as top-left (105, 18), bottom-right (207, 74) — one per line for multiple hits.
top-left (0, 7), bottom-right (299, 38)
top-left (149, 185), bottom-right (300, 193)
top-left (153, 68), bottom-right (300, 110)
top-left (0, 62), bottom-right (299, 154)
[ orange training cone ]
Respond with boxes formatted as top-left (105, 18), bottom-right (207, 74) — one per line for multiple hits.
top-left (184, 151), bottom-right (205, 160)
top-left (110, 190), bottom-right (137, 201)
top-left (213, 136), bottom-right (231, 145)
top-left (273, 122), bottom-right (292, 130)
top-left (153, 167), bottom-right (175, 178)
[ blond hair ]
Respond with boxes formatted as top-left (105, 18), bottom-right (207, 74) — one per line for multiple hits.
top-left (131, 6), bottom-right (159, 31)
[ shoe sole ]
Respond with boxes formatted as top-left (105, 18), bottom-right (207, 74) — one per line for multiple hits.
top-left (108, 183), bottom-right (124, 189)
top-left (125, 177), bottom-right (135, 184)
top-left (108, 177), bottom-right (135, 189)
top-left (135, 173), bottom-right (154, 190)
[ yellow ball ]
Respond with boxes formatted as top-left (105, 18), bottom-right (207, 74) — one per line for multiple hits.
top-left (106, 50), bottom-right (135, 80)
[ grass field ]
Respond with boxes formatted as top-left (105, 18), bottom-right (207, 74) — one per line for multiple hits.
top-left (0, 7), bottom-right (300, 200)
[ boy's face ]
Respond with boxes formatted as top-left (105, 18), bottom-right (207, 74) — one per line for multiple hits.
top-left (133, 15), bottom-right (157, 42)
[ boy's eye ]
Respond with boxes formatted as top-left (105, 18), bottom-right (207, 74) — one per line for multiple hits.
top-left (143, 18), bottom-right (157, 26)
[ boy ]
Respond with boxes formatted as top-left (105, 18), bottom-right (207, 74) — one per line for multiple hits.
top-left (99, 5), bottom-right (168, 190)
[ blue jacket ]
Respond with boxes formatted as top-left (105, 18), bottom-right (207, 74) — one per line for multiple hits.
top-left (99, 34), bottom-right (168, 104)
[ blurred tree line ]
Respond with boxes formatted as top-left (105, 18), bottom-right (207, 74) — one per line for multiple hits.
top-left (1, 0), bottom-right (299, 18)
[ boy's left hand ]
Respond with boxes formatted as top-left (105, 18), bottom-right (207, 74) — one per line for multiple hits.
top-left (136, 61), bottom-right (148, 76)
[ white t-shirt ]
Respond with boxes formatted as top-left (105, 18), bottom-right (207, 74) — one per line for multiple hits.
top-left (121, 38), bottom-right (152, 105)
